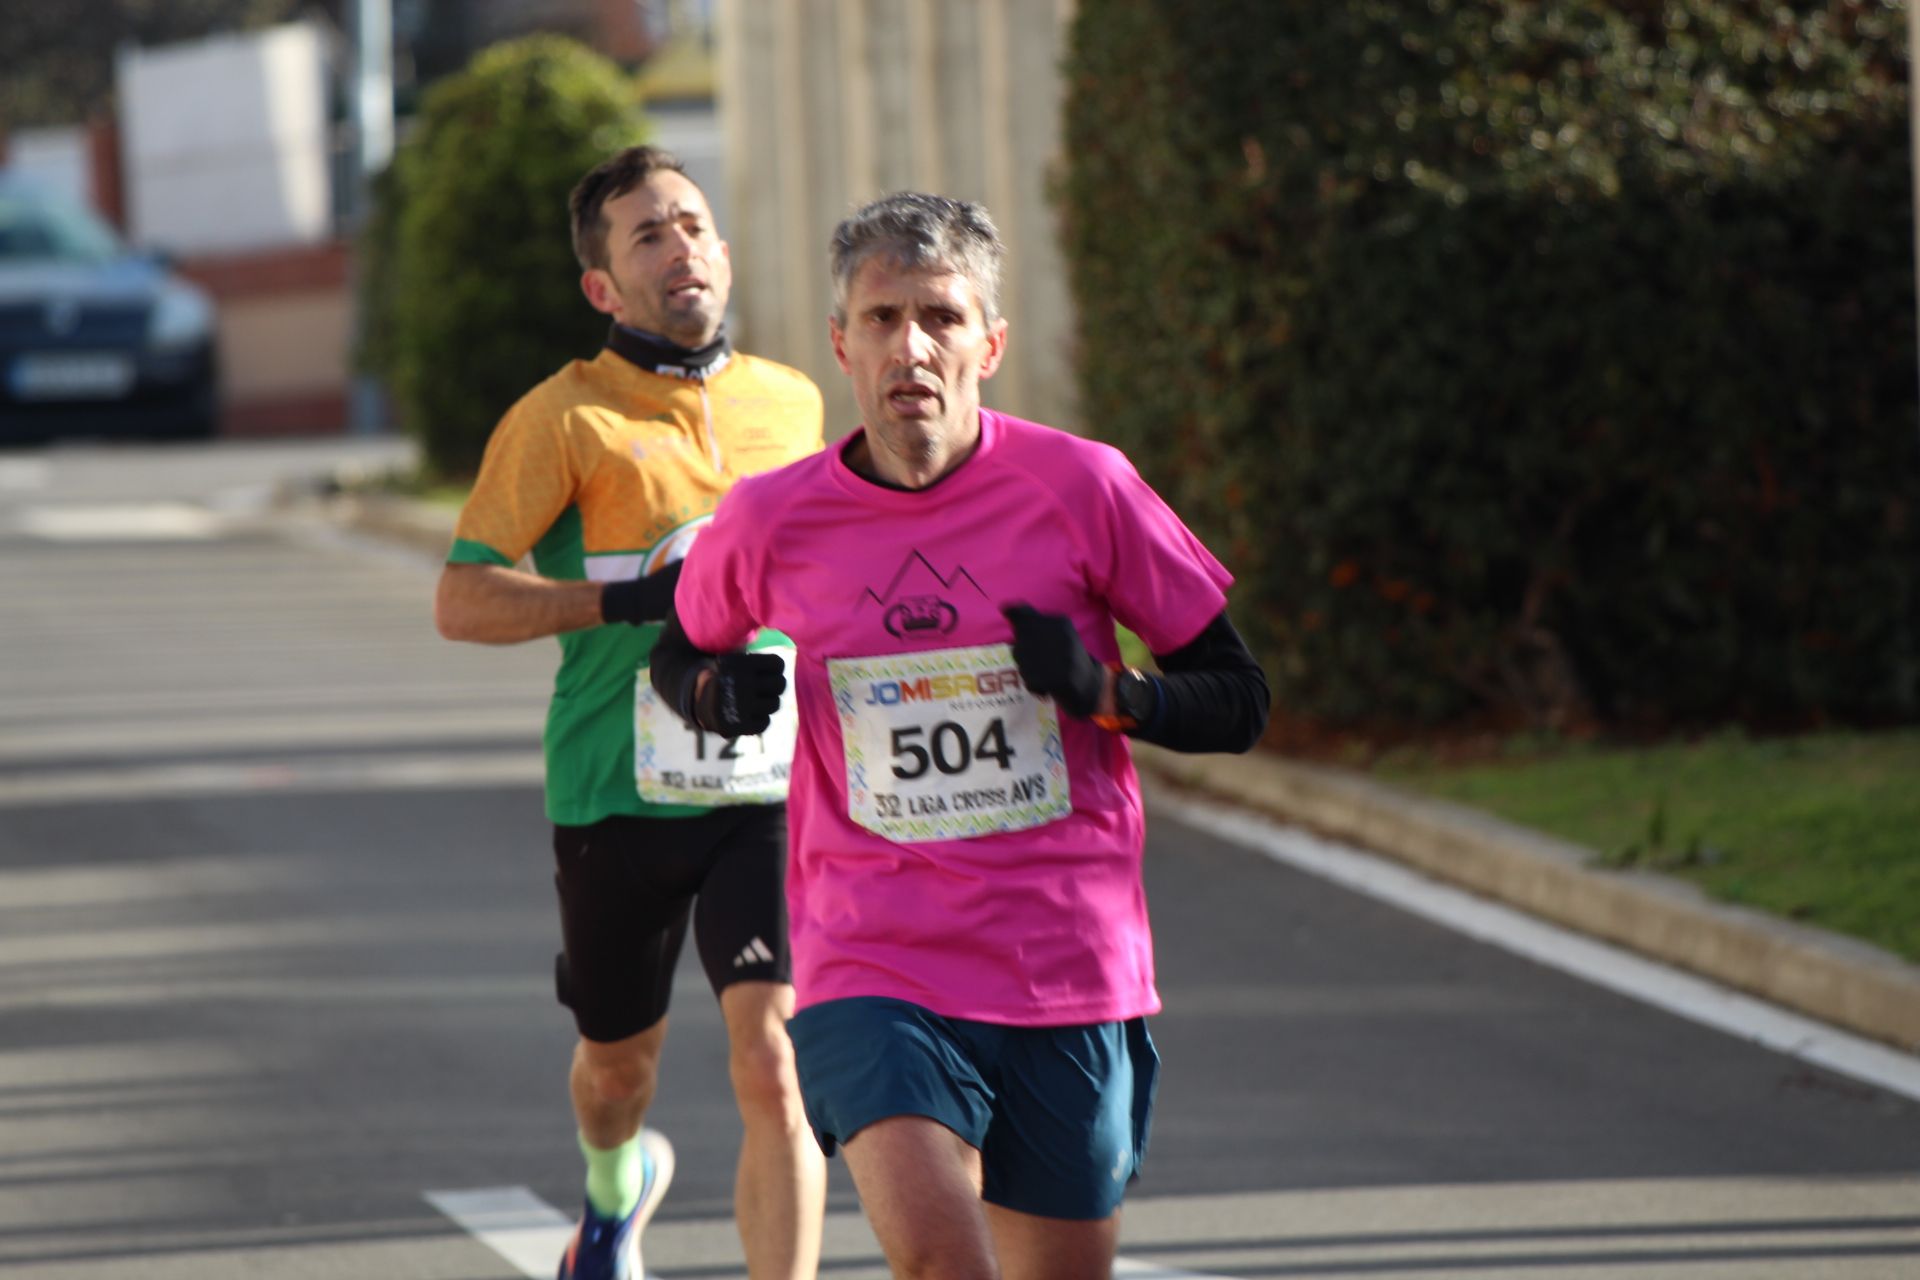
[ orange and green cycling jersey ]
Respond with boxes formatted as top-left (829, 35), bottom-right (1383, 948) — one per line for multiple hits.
top-left (448, 336), bottom-right (824, 824)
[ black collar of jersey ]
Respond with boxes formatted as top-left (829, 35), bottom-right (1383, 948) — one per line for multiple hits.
top-left (605, 323), bottom-right (732, 381)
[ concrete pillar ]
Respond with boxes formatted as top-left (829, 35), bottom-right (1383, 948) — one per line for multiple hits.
top-left (716, 0), bottom-right (1081, 433)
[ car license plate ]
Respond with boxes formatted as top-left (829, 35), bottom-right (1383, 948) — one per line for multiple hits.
top-left (10, 352), bottom-right (138, 400)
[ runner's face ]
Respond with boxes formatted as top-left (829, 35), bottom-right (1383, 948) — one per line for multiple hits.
top-left (830, 259), bottom-right (1006, 487)
top-left (582, 171), bottom-right (731, 347)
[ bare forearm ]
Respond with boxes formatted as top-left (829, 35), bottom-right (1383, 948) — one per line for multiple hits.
top-left (434, 562), bottom-right (606, 644)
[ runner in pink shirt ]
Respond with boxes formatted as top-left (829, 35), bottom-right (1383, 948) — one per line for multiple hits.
top-left (650, 192), bottom-right (1268, 1280)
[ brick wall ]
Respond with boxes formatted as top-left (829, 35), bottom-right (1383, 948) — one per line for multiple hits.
top-left (176, 241), bottom-right (354, 437)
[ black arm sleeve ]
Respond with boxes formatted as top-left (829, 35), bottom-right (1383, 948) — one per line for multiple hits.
top-left (601, 558), bottom-right (683, 625)
top-left (647, 606), bottom-right (717, 724)
top-left (1130, 610), bottom-right (1271, 754)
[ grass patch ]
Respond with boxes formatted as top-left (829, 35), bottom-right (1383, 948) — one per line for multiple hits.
top-left (1371, 729), bottom-right (1920, 963)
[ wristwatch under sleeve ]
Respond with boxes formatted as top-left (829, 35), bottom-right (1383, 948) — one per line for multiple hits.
top-left (1094, 665), bottom-right (1158, 733)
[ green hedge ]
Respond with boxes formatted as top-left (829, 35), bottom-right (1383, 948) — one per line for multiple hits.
top-left (359, 36), bottom-right (649, 478)
top-left (1060, 1), bottom-right (1916, 733)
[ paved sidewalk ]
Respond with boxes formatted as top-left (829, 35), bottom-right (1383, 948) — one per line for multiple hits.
top-left (312, 487), bottom-right (1920, 1057)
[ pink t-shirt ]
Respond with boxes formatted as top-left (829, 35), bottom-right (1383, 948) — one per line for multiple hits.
top-left (674, 410), bottom-right (1232, 1025)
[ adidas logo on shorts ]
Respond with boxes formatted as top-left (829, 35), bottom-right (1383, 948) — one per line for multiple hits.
top-left (732, 936), bottom-right (775, 968)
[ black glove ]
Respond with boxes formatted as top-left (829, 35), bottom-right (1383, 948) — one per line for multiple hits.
top-left (690, 650), bottom-right (787, 736)
top-left (601, 560), bottom-right (684, 626)
top-left (1002, 603), bottom-right (1105, 718)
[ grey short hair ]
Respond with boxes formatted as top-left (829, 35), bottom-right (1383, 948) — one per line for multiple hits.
top-left (829, 192), bottom-right (1004, 326)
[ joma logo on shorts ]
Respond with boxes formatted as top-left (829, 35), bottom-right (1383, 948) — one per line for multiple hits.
top-left (864, 669), bottom-right (1024, 705)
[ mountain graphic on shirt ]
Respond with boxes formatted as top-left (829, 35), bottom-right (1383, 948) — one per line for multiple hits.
top-left (860, 549), bottom-right (988, 639)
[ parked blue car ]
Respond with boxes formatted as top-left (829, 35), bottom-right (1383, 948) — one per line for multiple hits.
top-left (0, 171), bottom-right (218, 442)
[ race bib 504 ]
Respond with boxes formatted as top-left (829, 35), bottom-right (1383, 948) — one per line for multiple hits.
top-left (828, 643), bottom-right (1070, 843)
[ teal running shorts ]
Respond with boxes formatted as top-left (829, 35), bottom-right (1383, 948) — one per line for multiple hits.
top-left (787, 995), bottom-right (1159, 1220)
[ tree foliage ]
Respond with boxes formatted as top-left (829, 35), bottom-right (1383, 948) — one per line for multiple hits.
top-left (1059, 0), bottom-right (1916, 734)
top-left (359, 34), bottom-right (649, 478)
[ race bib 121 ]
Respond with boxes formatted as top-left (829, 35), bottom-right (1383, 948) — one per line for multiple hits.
top-left (635, 645), bottom-right (797, 805)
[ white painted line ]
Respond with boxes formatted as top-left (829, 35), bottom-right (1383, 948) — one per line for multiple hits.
top-left (428, 1184), bottom-right (1228, 1279)
top-left (0, 710), bottom-right (543, 764)
top-left (1113, 1259), bottom-right (1226, 1278)
top-left (11, 501), bottom-right (226, 540)
top-left (0, 751), bottom-right (545, 807)
top-left (425, 1186), bottom-right (574, 1278)
top-left (0, 458), bottom-right (51, 491)
top-left (1155, 794), bottom-right (1920, 1105)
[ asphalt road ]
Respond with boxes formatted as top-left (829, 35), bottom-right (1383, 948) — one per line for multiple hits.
top-left (1, 440), bottom-right (1916, 1279)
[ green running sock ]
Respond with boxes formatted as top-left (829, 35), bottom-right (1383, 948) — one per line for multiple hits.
top-left (579, 1131), bottom-right (644, 1220)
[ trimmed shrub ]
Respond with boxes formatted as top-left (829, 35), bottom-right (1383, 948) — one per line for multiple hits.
top-left (360, 35), bottom-right (649, 477)
top-left (1059, 1), bottom-right (1916, 733)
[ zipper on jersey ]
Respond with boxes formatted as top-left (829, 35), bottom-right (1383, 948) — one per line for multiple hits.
top-left (699, 382), bottom-right (722, 472)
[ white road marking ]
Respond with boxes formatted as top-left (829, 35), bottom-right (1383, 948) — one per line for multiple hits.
top-left (0, 709), bottom-right (544, 764)
top-left (10, 501), bottom-right (227, 540)
top-left (426, 1185), bottom-right (1228, 1279)
top-left (0, 750), bottom-right (545, 807)
top-left (1153, 793), bottom-right (1920, 1104)
top-left (425, 1187), bottom-right (577, 1278)
top-left (0, 458), bottom-right (51, 490)
top-left (1117, 1179), bottom-right (1920, 1278)
top-left (1112, 1260), bottom-right (1227, 1278)
top-left (425, 1179), bottom-right (1920, 1278)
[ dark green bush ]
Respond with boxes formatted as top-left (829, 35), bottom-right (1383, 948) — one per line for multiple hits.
top-left (1060, 0), bottom-right (1915, 734)
top-left (360, 35), bottom-right (649, 477)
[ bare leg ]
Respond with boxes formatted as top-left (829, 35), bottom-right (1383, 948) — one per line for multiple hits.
top-left (720, 981), bottom-right (825, 1279)
top-left (570, 1017), bottom-right (669, 1148)
top-left (985, 1202), bottom-right (1119, 1280)
top-left (841, 1114), bottom-right (997, 1280)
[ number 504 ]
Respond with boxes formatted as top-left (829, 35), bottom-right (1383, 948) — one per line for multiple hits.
top-left (890, 719), bottom-right (1014, 780)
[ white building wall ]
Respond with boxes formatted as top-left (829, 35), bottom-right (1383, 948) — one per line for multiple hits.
top-left (117, 22), bottom-right (334, 254)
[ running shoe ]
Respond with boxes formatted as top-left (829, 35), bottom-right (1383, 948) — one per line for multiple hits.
top-left (556, 1128), bottom-right (676, 1280)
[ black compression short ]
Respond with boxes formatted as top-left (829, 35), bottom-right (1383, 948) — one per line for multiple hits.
top-left (552, 805), bottom-right (789, 1043)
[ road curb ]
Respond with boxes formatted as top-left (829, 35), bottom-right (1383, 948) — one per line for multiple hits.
top-left (296, 488), bottom-right (461, 559)
top-left (310, 486), bottom-right (1920, 1059)
top-left (1134, 744), bottom-right (1920, 1055)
